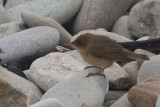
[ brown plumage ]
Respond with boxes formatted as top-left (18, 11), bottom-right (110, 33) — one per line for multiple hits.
top-left (71, 33), bottom-right (149, 69)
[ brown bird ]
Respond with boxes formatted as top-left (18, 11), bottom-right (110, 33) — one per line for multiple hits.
top-left (69, 33), bottom-right (149, 77)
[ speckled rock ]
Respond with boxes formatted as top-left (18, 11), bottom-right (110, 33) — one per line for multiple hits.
top-left (0, 21), bottom-right (25, 38)
top-left (72, 0), bottom-right (133, 34)
top-left (29, 98), bottom-right (64, 107)
top-left (112, 15), bottom-right (133, 40)
top-left (41, 68), bottom-right (108, 107)
top-left (29, 52), bottom-right (85, 91)
top-left (0, 26), bottom-right (60, 70)
top-left (0, 66), bottom-right (42, 105)
top-left (21, 10), bottom-right (72, 48)
top-left (128, 0), bottom-right (160, 38)
top-left (7, 0), bottom-right (83, 24)
top-left (0, 5), bottom-right (12, 24)
top-left (137, 55), bottom-right (160, 83)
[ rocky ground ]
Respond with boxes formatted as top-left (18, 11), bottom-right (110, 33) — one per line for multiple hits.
top-left (0, 0), bottom-right (160, 107)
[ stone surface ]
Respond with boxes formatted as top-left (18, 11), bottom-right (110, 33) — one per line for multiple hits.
top-left (23, 70), bottom-right (33, 82)
top-left (0, 66), bottom-right (42, 105)
top-left (21, 11), bottom-right (72, 48)
top-left (71, 28), bottom-right (132, 43)
top-left (0, 79), bottom-right (29, 107)
top-left (156, 95), bottom-right (160, 107)
top-left (112, 15), bottom-right (133, 40)
top-left (137, 55), bottom-right (160, 83)
top-left (41, 68), bottom-right (108, 107)
top-left (105, 90), bottom-right (127, 102)
top-left (0, 26), bottom-right (60, 70)
top-left (0, 5), bottom-right (12, 25)
top-left (129, 0), bottom-right (145, 11)
top-left (104, 63), bottom-right (130, 89)
top-left (128, 0), bottom-right (160, 38)
top-left (29, 52), bottom-right (85, 91)
top-left (29, 98), bottom-right (64, 107)
top-left (72, 0), bottom-right (133, 34)
top-left (111, 93), bottom-right (133, 107)
top-left (104, 100), bottom-right (116, 107)
top-left (136, 36), bottom-right (149, 41)
top-left (0, 0), bottom-right (4, 5)
top-left (7, 0), bottom-right (83, 24)
top-left (128, 74), bottom-right (160, 107)
top-left (123, 61), bottom-right (140, 87)
top-left (0, 21), bottom-right (25, 38)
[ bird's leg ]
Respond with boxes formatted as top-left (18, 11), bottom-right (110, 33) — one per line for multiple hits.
top-left (84, 66), bottom-right (102, 70)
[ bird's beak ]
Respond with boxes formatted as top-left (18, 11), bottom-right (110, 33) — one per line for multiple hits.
top-left (64, 43), bottom-right (72, 46)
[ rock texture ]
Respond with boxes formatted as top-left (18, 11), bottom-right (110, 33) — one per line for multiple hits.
top-left (41, 68), bottom-right (108, 107)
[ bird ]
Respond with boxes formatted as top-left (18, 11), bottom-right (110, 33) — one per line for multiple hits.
top-left (68, 33), bottom-right (149, 77)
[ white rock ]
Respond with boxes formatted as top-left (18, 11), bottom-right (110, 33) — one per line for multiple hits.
top-left (41, 68), bottom-right (109, 107)
top-left (0, 21), bottom-right (25, 38)
top-left (7, 0), bottom-right (83, 24)
top-left (29, 52), bottom-right (85, 91)
top-left (156, 95), bottom-right (160, 107)
top-left (71, 28), bottom-right (132, 43)
top-left (30, 98), bottom-right (64, 107)
top-left (137, 55), bottom-right (160, 83)
top-left (23, 70), bottom-right (34, 82)
top-left (136, 36), bottom-right (149, 41)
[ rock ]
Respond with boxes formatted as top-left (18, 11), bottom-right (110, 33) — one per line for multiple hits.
top-left (0, 5), bottom-right (12, 25)
top-left (0, 66), bottom-right (42, 105)
top-left (0, 0), bottom-right (4, 5)
top-left (7, 0), bottom-right (83, 24)
top-left (128, 0), bottom-right (160, 38)
top-left (104, 63), bottom-right (130, 89)
top-left (72, 0), bottom-right (133, 34)
top-left (112, 15), bottom-right (133, 40)
top-left (41, 68), bottom-right (108, 107)
top-left (0, 21), bottom-right (25, 38)
top-left (29, 52), bottom-right (85, 91)
top-left (72, 28), bottom-right (132, 43)
top-left (0, 26), bottom-right (60, 70)
top-left (128, 74), bottom-right (160, 107)
top-left (136, 36), bottom-right (149, 41)
top-left (65, 50), bottom-right (89, 65)
top-left (156, 95), bottom-right (160, 107)
top-left (111, 93), bottom-right (133, 107)
top-left (23, 70), bottom-right (33, 82)
top-left (123, 61), bottom-right (140, 87)
top-left (29, 98), bottom-right (64, 107)
top-left (105, 90), bottom-right (127, 102)
top-left (129, 0), bottom-right (145, 11)
top-left (104, 100), bottom-right (116, 107)
top-left (137, 55), bottom-right (160, 83)
top-left (21, 11), bottom-right (72, 48)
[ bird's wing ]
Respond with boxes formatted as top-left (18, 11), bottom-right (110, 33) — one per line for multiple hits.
top-left (88, 41), bottom-right (134, 62)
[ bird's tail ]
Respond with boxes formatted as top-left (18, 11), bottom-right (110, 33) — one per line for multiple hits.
top-left (124, 49), bottom-right (150, 60)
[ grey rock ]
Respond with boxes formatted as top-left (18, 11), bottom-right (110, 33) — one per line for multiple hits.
top-left (156, 95), bottom-right (160, 107)
top-left (72, 0), bottom-right (133, 34)
top-left (0, 5), bottom-right (12, 25)
top-left (123, 61), bottom-right (140, 88)
top-left (129, 0), bottom-right (145, 11)
top-left (0, 26), bottom-right (60, 68)
top-left (0, 21), bottom-right (25, 39)
top-left (105, 90), bottom-right (127, 102)
top-left (21, 11), bottom-right (72, 48)
top-left (7, 0), bottom-right (83, 24)
top-left (29, 98), bottom-right (64, 107)
top-left (137, 55), bottom-right (160, 83)
top-left (112, 15), bottom-right (133, 40)
top-left (5, 0), bottom-right (28, 9)
top-left (41, 68), bottom-right (109, 107)
top-left (111, 93), bottom-right (133, 107)
top-left (29, 52), bottom-right (85, 91)
top-left (103, 100), bottom-right (116, 107)
top-left (104, 63), bottom-right (130, 89)
top-left (0, 0), bottom-right (4, 5)
top-left (23, 70), bottom-right (34, 82)
top-left (128, 0), bottom-right (160, 38)
top-left (0, 66), bottom-right (42, 105)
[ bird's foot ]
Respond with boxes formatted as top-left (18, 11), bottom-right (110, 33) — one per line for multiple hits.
top-left (86, 72), bottom-right (105, 78)
top-left (84, 66), bottom-right (102, 70)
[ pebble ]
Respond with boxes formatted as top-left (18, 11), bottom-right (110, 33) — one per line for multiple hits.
top-left (0, 21), bottom-right (25, 39)
top-left (29, 98), bottom-right (64, 107)
top-left (21, 10), bottom-right (72, 48)
top-left (29, 52), bottom-right (85, 91)
top-left (128, 0), bottom-right (160, 38)
top-left (0, 26), bottom-right (60, 70)
top-left (72, 0), bottom-right (133, 34)
top-left (128, 74), bottom-right (160, 107)
top-left (0, 66), bottom-right (42, 105)
top-left (7, 0), bottom-right (83, 24)
top-left (41, 68), bottom-right (108, 107)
